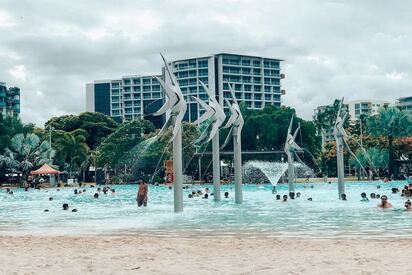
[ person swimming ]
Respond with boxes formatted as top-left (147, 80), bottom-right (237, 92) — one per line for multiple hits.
top-left (224, 192), bottom-right (229, 198)
top-left (282, 195), bottom-right (288, 202)
top-left (93, 193), bottom-right (99, 199)
top-left (296, 192), bottom-right (301, 198)
top-left (341, 193), bottom-right (347, 200)
top-left (289, 192), bottom-right (295, 199)
top-left (276, 194), bottom-right (281, 200)
top-left (49, 197), bottom-right (53, 201)
top-left (307, 197), bottom-right (313, 201)
top-left (360, 192), bottom-right (369, 201)
top-left (202, 194), bottom-right (209, 199)
top-left (62, 203), bottom-right (69, 210)
top-left (404, 200), bottom-right (412, 211)
top-left (188, 194), bottom-right (193, 198)
top-left (377, 195), bottom-right (392, 208)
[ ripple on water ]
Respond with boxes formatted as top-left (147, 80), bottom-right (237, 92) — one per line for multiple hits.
top-left (1, 181), bottom-right (412, 239)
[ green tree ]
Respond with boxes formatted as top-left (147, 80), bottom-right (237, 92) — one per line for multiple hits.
top-left (0, 133), bottom-right (54, 181)
top-left (313, 99), bottom-right (348, 136)
top-left (97, 118), bottom-right (156, 167)
top-left (367, 107), bottom-right (412, 176)
top-left (45, 112), bottom-right (118, 149)
top-left (0, 114), bottom-right (35, 153)
top-left (53, 132), bottom-right (89, 177)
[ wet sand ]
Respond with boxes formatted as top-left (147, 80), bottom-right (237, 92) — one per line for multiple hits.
top-left (0, 235), bottom-right (409, 275)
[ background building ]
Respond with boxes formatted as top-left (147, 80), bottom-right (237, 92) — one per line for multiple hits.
top-left (347, 100), bottom-right (390, 121)
top-left (86, 76), bottom-right (164, 128)
top-left (395, 96), bottom-right (412, 113)
top-left (87, 53), bottom-right (285, 126)
top-left (0, 82), bottom-right (20, 118)
top-left (165, 53), bottom-right (284, 121)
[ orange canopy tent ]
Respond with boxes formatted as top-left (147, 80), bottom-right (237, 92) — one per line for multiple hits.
top-left (30, 163), bottom-right (60, 175)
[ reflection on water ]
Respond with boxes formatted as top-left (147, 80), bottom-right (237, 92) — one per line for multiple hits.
top-left (1, 181), bottom-right (412, 239)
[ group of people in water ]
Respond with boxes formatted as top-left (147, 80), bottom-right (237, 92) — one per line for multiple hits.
top-left (185, 187), bottom-right (230, 199)
top-left (4, 178), bottom-right (412, 213)
top-left (339, 182), bottom-right (412, 210)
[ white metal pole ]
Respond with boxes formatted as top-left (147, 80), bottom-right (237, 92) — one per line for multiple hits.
top-left (337, 137), bottom-right (345, 198)
top-left (233, 127), bottom-right (242, 204)
top-left (173, 115), bottom-right (183, 212)
top-left (288, 152), bottom-right (295, 193)
top-left (212, 131), bottom-right (221, 201)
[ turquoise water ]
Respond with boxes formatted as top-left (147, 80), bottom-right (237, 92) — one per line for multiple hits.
top-left (1, 181), bottom-right (412, 238)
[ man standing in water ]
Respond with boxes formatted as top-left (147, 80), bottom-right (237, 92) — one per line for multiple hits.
top-left (137, 179), bottom-right (148, 207)
top-left (377, 195), bottom-right (392, 209)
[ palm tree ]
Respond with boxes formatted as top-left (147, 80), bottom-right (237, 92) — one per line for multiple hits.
top-left (0, 133), bottom-right (54, 181)
top-left (367, 107), bottom-right (412, 176)
top-left (54, 133), bottom-right (89, 178)
top-left (80, 149), bottom-right (100, 182)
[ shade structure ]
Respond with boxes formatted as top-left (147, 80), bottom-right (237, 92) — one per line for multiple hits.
top-left (30, 163), bottom-right (60, 175)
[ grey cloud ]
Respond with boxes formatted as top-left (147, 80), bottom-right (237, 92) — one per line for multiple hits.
top-left (0, 0), bottom-right (411, 126)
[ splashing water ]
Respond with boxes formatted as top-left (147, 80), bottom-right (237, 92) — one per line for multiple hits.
top-left (243, 161), bottom-right (288, 186)
top-left (243, 161), bottom-right (315, 186)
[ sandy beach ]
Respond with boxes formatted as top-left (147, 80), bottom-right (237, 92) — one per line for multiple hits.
top-left (0, 235), bottom-right (410, 275)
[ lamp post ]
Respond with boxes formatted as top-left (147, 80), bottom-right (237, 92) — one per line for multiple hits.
top-left (48, 125), bottom-right (54, 150)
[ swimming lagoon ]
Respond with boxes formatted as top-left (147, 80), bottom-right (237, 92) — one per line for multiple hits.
top-left (1, 181), bottom-right (411, 238)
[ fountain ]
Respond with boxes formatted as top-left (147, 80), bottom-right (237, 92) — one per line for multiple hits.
top-left (243, 161), bottom-right (315, 186)
top-left (221, 82), bottom-right (244, 204)
top-left (192, 81), bottom-right (226, 202)
top-left (153, 53), bottom-right (187, 212)
top-left (243, 161), bottom-right (288, 186)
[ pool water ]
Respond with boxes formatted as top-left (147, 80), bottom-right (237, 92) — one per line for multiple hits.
top-left (1, 181), bottom-right (412, 238)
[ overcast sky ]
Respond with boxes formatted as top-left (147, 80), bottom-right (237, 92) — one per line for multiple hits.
top-left (1, 0), bottom-right (411, 126)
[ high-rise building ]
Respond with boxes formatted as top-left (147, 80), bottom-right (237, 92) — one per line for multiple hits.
top-left (347, 100), bottom-right (390, 120)
top-left (0, 82), bottom-right (20, 118)
top-left (314, 99), bottom-right (390, 148)
top-left (86, 75), bottom-right (164, 128)
top-left (87, 53), bottom-right (285, 126)
top-left (165, 53), bottom-right (284, 121)
top-left (395, 96), bottom-right (412, 113)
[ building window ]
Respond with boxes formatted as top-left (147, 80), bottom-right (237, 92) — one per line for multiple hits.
top-left (143, 79), bottom-right (151, 85)
top-left (198, 69), bottom-right (208, 76)
top-left (198, 60), bottom-right (208, 68)
top-left (253, 60), bottom-right (261, 67)
top-left (242, 59), bottom-right (251, 66)
top-left (242, 68), bottom-right (251, 74)
top-left (253, 69), bottom-right (261, 75)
